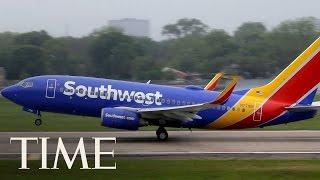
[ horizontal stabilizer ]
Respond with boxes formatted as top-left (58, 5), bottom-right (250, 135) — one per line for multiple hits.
top-left (285, 101), bottom-right (320, 112)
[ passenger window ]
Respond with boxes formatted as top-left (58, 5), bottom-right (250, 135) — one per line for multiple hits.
top-left (172, 99), bottom-right (176, 105)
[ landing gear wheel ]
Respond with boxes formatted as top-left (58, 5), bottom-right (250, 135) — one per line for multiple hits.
top-left (156, 127), bottom-right (168, 141)
top-left (34, 119), bottom-right (42, 126)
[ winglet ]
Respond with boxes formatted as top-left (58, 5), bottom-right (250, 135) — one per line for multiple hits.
top-left (204, 72), bottom-right (224, 91)
top-left (211, 76), bottom-right (240, 104)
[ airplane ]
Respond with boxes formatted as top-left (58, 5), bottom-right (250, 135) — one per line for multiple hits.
top-left (2, 37), bottom-right (320, 141)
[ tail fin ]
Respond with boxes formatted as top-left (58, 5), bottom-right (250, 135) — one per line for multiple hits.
top-left (207, 38), bottom-right (320, 129)
top-left (253, 37), bottom-right (320, 105)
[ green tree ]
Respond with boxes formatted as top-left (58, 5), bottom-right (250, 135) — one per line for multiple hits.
top-left (89, 31), bottom-right (155, 79)
top-left (0, 17), bottom-right (319, 81)
top-left (90, 26), bottom-right (124, 37)
top-left (162, 18), bottom-right (209, 38)
top-left (14, 30), bottom-right (51, 46)
top-left (201, 30), bottom-right (238, 74)
top-left (44, 37), bottom-right (92, 75)
top-left (234, 22), bottom-right (267, 45)
top-left (0, 32), bottom-right (17, 49)
top-left (266, 17), bottom-right (320, 70)
top-left (164, 35), bottom-right (209, 73)
top-left (6, 45), bottom-right (48, 79)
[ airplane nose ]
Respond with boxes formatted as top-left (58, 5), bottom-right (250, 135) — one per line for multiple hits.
top-left (1, 85), bottom-right (17, 100)
top-left (1, 87), bottom-right (9, 97)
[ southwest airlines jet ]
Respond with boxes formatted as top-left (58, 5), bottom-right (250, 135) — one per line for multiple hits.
top-left (2, 38), bottom-right (320, 141)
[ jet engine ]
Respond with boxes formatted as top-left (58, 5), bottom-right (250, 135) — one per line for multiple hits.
top-left (101, 108), bottom-right (145, 130)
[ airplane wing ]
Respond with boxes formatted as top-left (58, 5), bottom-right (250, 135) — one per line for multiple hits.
top-left (285, 101), bottom-right (320, 112)
top-left (117, 76), bottom-right (239, 122)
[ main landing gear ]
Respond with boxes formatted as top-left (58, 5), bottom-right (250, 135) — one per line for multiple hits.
top-left (156, 127), bottom-right (168, 141)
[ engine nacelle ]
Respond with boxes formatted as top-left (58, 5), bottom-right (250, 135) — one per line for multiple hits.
top-left (101, 108), bottom-right (140, 130)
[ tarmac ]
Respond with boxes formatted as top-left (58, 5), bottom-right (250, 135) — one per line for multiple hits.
top-left (2, 131), bottom-right (320, 159)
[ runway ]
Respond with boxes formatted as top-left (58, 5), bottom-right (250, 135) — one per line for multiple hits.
top-left (2, 131), bottom-right (320, 159)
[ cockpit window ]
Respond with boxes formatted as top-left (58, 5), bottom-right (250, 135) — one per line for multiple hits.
top-left (17, 81), bottom-right (33, 88)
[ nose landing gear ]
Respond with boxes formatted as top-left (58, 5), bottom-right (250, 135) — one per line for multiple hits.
top-left (22, 108), bottom-right (42, 126)
top-left (156, 127), bottom-right (168, 141)
top-left (34, 111), bottom-right (42, 126)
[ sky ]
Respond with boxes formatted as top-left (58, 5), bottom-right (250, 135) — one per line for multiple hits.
top-left (0, 0), bottom-right (320, 40)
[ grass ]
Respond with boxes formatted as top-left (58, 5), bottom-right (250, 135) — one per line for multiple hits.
top-left (1, 96), bottom-right (320, 131)
top-left (1, 160), bottom-right (320, 179)
top-left (0, 97), bottom-right (105, 131)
